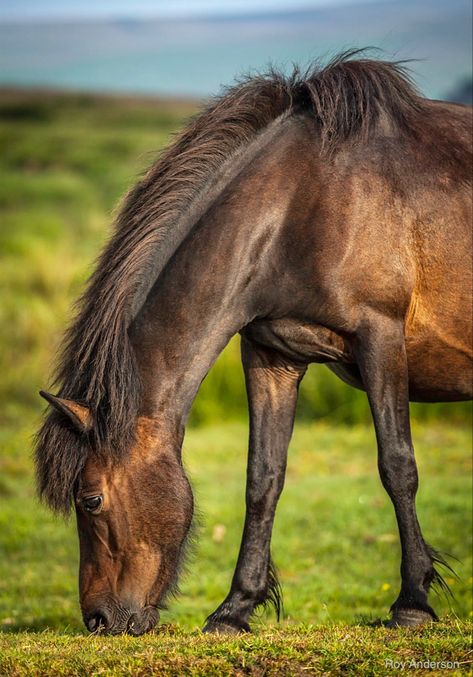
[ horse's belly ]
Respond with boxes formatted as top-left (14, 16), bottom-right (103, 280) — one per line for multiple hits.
top-left (324, 340), bottom-right (471, 402)
top-left (245, 318), bottom-right (472, 403)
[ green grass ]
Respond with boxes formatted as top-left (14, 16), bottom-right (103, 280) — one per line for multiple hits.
top-left (0, 89), bottom-right (471, 674)
top-left (1, 623), bottom-right (471, 676)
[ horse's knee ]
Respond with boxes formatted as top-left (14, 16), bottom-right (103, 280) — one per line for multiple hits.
top-left (378, 446), bottom-right (419, 497)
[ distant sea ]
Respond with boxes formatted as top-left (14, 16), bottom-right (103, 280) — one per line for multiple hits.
top-left (0, 0), bottom-right (471, 100)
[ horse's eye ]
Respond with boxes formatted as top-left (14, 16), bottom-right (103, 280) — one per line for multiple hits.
top-left (82, 495), bottom-right (103, 513)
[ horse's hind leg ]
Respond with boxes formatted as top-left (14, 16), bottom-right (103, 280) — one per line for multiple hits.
top-left (355, 314), bottom-right (440, 626)
top-left (203, 336), bottom-right (306, 634)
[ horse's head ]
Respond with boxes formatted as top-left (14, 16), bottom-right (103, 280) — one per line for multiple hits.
top-left (39, 392), bottom-right (193, 635)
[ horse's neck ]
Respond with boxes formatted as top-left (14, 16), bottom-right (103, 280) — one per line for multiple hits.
top-left (128, 208), bottom-right (256, 432)
top-left (128, 115), bottom-right (314, 433)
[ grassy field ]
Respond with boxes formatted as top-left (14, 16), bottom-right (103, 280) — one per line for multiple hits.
top-left (0, 89), bottom-right (472, 674)
top-left (1, 623), bottom-right (471, 676)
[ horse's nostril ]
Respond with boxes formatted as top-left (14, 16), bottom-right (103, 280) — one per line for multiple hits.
top-left (126, 608), bottom-right (159, 635)
top-left (127, 612), bottom-right (142, 635)
top-left (86, 612), bottom-right (108, 633)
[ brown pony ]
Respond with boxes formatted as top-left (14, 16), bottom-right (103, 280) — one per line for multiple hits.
top-left (35, 51), bottom-right (472, 635)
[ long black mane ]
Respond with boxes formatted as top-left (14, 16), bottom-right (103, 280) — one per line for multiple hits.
top-left (35, 50), bottom-right (424, 512)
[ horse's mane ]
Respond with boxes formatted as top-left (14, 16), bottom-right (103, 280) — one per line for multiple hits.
top-left (35, 49), bottom-right (424, 512)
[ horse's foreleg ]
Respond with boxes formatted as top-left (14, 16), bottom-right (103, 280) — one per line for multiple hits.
top-left (203, 336), bottom-right (306, 633)
top-left (355, 315), bottom-right (439, 626)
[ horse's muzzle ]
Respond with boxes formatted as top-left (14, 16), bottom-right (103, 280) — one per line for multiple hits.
top-left (84, 605), bottom-right (159, 635)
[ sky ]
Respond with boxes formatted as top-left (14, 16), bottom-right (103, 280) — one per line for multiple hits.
top-left (0, 0), bottom-right (384, 22)
top-left (1, 0), bottom-right (470, 99)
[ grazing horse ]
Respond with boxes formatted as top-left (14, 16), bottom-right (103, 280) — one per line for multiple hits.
top-left (35, 52), bottom-right (472, 635)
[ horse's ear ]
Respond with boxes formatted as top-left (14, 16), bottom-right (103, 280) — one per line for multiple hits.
top-left (39, 390), bottom-right (92, 433)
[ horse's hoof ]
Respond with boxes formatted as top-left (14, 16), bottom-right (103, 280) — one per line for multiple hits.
top-left (387, 608), bottom-right (436, 627)
top-left (202, 618), bottom-right (251, 635)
